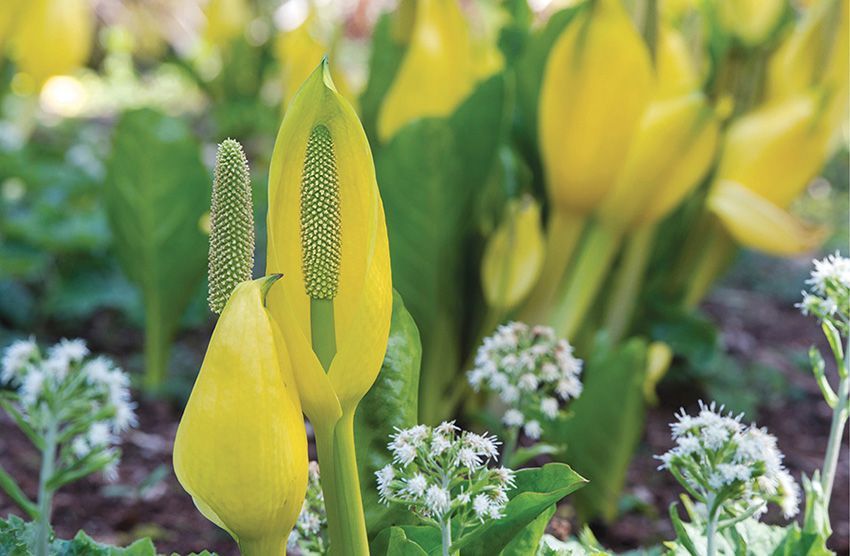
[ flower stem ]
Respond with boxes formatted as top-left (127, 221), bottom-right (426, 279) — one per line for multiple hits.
top-left (330, 410), bottom-right (370, 555)
top-left (315, 423), bottom-right (344, 553)
top-left (682, 224), bottom-right (735, 309)
top-left (603, 225), bottom-right (655, 343)
top-left (821, 373), bottom-right (849, 506)
top-left (705, 495), bottom-right (718, 556)
top-left (143, 299), bottom-right (169, 391)
top-left (519, 211), bottom-right (585, 324)
top-left (501, 426), bottom-right (519, 468)
top-left (441, 517), bottom-right (452, 556)
top-left (34, 418), bottom-right (58, 556)
top-left (237, 536), bottom-right (286, 556)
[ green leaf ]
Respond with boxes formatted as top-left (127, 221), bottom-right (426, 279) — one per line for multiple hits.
top-left (103, 109), bottom-right (210, 389)
top-left (507, 443), bottom-right (564, 468)
top-left (371, 526), bottom-right (434, 556)
top-left (451, 463), bottom-right (587, 555)
top-left (0, 463), bottom-right (38, 519)
top-left (548, 337), bottom-right (648, 521)
top-left (501, 504), bottom-right (555, 556)
top-left (355, 290), bottom-right (423, 538)
top-left (360, 13), bottom-right (408, 143)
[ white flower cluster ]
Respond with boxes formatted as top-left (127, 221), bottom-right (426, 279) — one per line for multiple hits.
top-left (798, 252), bottom-right (850, 332)
top-left (288, 462), bottom-right (327, 555)
top-left (1, 337), bottom-right (136, 480)
top-left (467, 322), bottom-right (582, 439)
top-left (376, 422), bottom-right (515, 530)
top-left (657, 401), bottom-right (799, 519)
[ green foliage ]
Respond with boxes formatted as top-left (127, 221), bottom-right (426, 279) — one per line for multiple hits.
top-left (103, 108), bottom-right (210, 390)
top-left (355, 290), bottom-right (423, 538)
top-left (0, 515), bottom-right (158, 556)
top-left (548, 337), bottom-right (648, 522)
top-left (360, 13), bottom-right (408, 143)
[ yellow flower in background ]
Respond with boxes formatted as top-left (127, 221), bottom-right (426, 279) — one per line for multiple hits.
top-left (274, 18), bottom-right (354, 111)
top-left (0, 0), bottom-right (23, 55)
top-left (174, 276), bottom-right (308, 556)
top-left (481, 197), bottom-right (545, 310)
top-left (266, 60), bottom-right (392, 426)
top-left (655, 24), bottom-right (700, 99)
top-left (538, 0), bottom-right (653, 216)
top-left (714, 0), bottom-right (787, 46)
top-left (707, 92), bottom-right (833, 255)
top-left (600, 93), bottom-right (719, 230)
top-left (202, 0), bottom-right (251, 45)
top-left (377, 0), bottom-right (476, 142)
top-left (13, 0), bottom-right (93, 85)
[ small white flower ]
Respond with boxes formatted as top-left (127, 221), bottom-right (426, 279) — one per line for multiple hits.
top-left (83, 357), bottom-right (114, 385)
top-left (473, 494), bottom-right (491, 521)
top-left (42, 355), bottom-right (70, 382)
top-left (523, 420), bottom-right (542, 440)
top-left (555, 376), bottom-right (582, 400)
top-left (71, 436), bottom-right (91, 458)
top-left (103, 455), bottom-right (119, 482)
top-left (1, 338), bottom-right (38, 384)
top-left (777, 471), bottom-right (800, 518)
top-left (492, 466), bottom-right (516, 488)
top-left (499, 385), bottom-right (520, 404)
top-left (405, 473), bottom-right (428, 498)
top-left (540, 397), bottom-right (559, 420)
top-left (393, 442), bottom-right (417, 467)
top-left (376, 464), bottom-right (395, 500)
top-left (424, 485), bottom-right (451, 516)
top-left (432, 433), bottom-right (452, 455)
top-left (112, 399), bottom-right (138, 432)
top-left (540, 362), bottom-right (559, 382)
top-left (48, 338), bottom-right (88, 364)
top-left (676, 435), bottom-right (701, 455)
top-left (88, 422), bottom-right (113, 447)
top-left (808, 252), bottom-right (850, 294)
top-left (518, 373), bottom-right (539, 391)
top-left (20, 370), bottom-right (45, 406)
top-left (457, 446), bottom-right (482, 470)
top-left (503, 408), bottom-right (525, 427)
top-left (465, 432), bottom-right (499, 460)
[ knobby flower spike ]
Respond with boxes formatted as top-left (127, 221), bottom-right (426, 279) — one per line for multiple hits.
top-left (706, 92), bottom-right (833, 256)
top-left (266, 59), bottom-right (392, 553)
top-left (526, 0), bottom-right (653, 323)
top-left (208, 139), bottom-right (254, 314)
top-left (174, 276), bottom-right (308, 556)
top-left (376, 422), bottom-right (515, 556)
top-left (377, 0), bottom-right (476, 142)
top-left (658, 402), bottom-right (800, 556)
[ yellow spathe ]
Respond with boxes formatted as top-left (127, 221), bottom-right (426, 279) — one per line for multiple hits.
top-left (203, 0), bottom-right (251, 45)
top-left (539, 0), bottom-right (653, 215)
top-left (377, 0), bottom-right (476, 142)
top-left (655, 24), bottom-right (700, 99)
top-left (266, 61), bottom-right (392, 424)
top-left (714, 0), bottom-right (787, 46)
top-left (173, 276), bottom-right (307, 553)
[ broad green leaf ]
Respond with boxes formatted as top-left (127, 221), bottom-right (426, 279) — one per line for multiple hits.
top-left (549, 337), bottom-right (647, 521)
top-left (501, 504), bottom-right (555, 556)
top-left (104, 109), bottom-right (210, 389)
top-left (355, 290), bottom-right (423, 538)
top-left (371, 526), bottom-right (435, 556)
top-left (451, 463), bottom-right (587, 555)
top-left (360, 13), bottom-right (408, 143)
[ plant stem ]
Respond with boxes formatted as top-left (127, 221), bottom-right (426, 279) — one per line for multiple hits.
top-left (311, 298), bottom-right (337, 371)
top-left (501, 426), bottom-right (519, 467)
top-left (34, 418), bottom-right (58, 556)
top-left (238, 536), bottom-right (286, 556)
top-left (519, 211), bottom-right (585, 325)
top-left (143, 300), bottom-right (169, 391)
top-left (315, 422), bottom-right (345, 553)
top-left (682, 225), bottom-right (735, 309)
top-left (603, 225), bottom-right (655, 343)
top-left (330, 410), bottom-right (370, 555)
top-left (549, 222), bottom-right (622, 339)
top-left (705, 494), bottom-right (718, 556)
top-left (821, 373), bottom-right (849, 506)
top-left (441, 517), bottom-right (452, 556)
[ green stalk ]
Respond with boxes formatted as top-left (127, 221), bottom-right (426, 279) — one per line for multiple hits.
top-left (314, 424), bottom-right (344, 554)
top-left (682, 226), bottom-right (735, 308)
top-left (330, 411), bottom-right (370, 555)
top-left (238, 536), bottom-right (286, 556)
top-left (311, 299), bottom-right (337, 371)
top-left (550, 222), bottom-right (622, 339)
top-left (142, 299), bottom-right (169, 391)
top-left (821, 372), bottom-right (849, 506)
top-left (705, 494), bottom-right (718, 556)
top-left (440, 517), bottom-right (452, 556)
top-left (519, 211), bottom-right (586, 324)
top-left (501, 426), bottom-right (519, 468)
top-left (34, 418), bottom-right (58, 556)
top-left (603, 225), bottom-right (655, 343)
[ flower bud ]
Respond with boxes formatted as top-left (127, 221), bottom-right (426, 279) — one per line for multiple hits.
top-left (266, 60), bottom-right (392, 425)
top-left (13, 0), bottom-right (93, 85)
top-left (714, 0), bottom-right (787, 46)
top-left (174, 276), bottom-right (308, 554)
top-left (481, 197), bottom-right (545, 310)
top-left (599, 93), bottom-right (719, 230)
top-left (539, 0), bottom-right (653, 215)
top-left (377, 0), bottom-right (476, 142)
top-left (655, 24), bottom-right (700, 99)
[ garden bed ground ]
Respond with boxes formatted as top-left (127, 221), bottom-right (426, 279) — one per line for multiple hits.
top-left (1, 282), bottom-right (847, 555)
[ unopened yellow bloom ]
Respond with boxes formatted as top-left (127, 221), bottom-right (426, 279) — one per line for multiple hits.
top-left (714, 0), bottom-right (787, 46)
top-left (13, 0), bottom-right (93, 85)
top-left (600, 93), bottom-right (719, 230)
top-left (655, 24), bottom-right (700, 99)
top-left (377, 0), bottom-right (476, 142)
top-left (707, 93), bottom-right (832, 255)
top-left (266, 60), bottom-right (392, 426)
top-left (539, 0), bottom-right (653, 215)
top-left (203, 0), bottom-right (251, 45)
top-left (174, 276), bottom-right (308, 555)
top-left (481, 197), bottom-right (545, 310)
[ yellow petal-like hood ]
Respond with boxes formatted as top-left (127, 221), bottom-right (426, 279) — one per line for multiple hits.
top-left (267, 61), bottom-right (392, 419)
top-left (377, 0), bottom-right (476, 142)
top-left (539, 0), bottom-right (653, 215)
top-left (600, 93), bottom-right (719, 230)
top-left (13, 0), bottom-right (92, 85)
top-left (173, 276), bottom-right (308, 550)
top-left (714, 92), bottom-right (832, 208)
top-left (481, 197), bottom-right (545, 310)
top-left (708, 180), bottom-right (826, 255)
top-left (714, 0), bottom-right (786, 46)
top-left (202, 0), bottom-right (251, 45)
top-left (655, 24), bottom-right (700, 99)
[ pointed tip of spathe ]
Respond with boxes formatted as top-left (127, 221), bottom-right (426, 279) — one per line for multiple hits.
top-left (319, 55), bottom-right (338, 93)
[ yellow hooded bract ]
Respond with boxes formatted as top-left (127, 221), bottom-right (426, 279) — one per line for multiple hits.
top-left (481, 197), bottom-right (545, 310)
top-left (377, 0), bottom-right (476, 142)
top-left (655, 24), bottom-right (700, 99)
top-left (714, 0), bottom-right (786, 46)
top-left (266, 61), bottom-right (392, 425)
top-left (600, 93), bottom-right (719, 230)
top-left (173, 276), bottom-right (308, 554)
top-left (538, 0), bottom-right (653, 215)
top-left (203, 0), bottom-right (251, 46)
top-left (13, 0), bottom-right (93, 85)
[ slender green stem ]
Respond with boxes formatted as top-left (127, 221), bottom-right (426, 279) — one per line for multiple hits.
top-left (35, 418), bottom-right (58, 556)
top-left (519, 211), bottom-right (586, 324)
top-left (142, 300), bottom-right (168, 391)
top-left (311, 298), bottom-right (337, 371)
top-left (440, 517), bottom-right (452, 556)
top-left (238, 536), bottom-right (286, 556)
top-left (682, 225), bottom-right (735, 309)
top-left (330, 410), bottom-right (370, 555)
top-left (705, 494), bottom-right (718, 556)
top-left (821, 373), bottom-right (849, 506)
top-left (0, 462), bottom-right (38, 519)
top-left (640, 0), bottom-right (659, 61)
top-left (315, 423), bottom-right (344, 553)
top-left (549, 222), bottom-right (622, 339)
top-left (603, 225), bottom-right (655, 343)
top-left (501, 426), bottom-right (519, 468)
